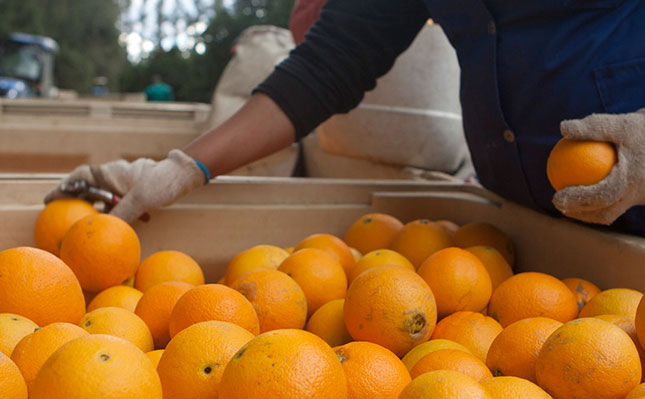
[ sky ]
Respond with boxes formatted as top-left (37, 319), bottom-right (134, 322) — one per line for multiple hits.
top-left (119, 0), bottom-right (229, 62)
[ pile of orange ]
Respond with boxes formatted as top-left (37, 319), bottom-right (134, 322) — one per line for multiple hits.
top-left (0, 200), bottom-right (644, 399)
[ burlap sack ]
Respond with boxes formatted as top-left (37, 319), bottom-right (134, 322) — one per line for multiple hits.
top-left (316, 23), bottom-right (473, 178)
top-left (205, 25), bottom-right (296, 129)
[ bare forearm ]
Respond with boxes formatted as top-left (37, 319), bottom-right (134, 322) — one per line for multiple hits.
top-left (183, 93), bottom-right (296, 177)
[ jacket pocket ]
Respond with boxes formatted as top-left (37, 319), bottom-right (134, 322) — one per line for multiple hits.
top-left (594, 57), bottom-right (645, 114)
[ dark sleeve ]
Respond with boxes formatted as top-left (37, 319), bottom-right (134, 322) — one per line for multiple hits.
top-left (254, 0), bottom-right (430, 140)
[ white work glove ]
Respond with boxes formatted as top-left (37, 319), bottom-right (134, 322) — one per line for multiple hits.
top-left (45, 149), bottom-right (208, 223)
top-left (553, 109), bottom-right (645, 225)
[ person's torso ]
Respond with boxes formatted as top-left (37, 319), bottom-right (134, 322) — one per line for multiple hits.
top-left (145, 83), bottom-right (173, 101)
top-left (423, 0), bottom-right (645, 236)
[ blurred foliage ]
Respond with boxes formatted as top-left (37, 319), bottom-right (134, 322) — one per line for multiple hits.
top-left (0, 0), bottom-right (128, 93)
top-left (119, 0), bottom-right (295, 103)
top-left (0, 0), bottom-right (295, 100)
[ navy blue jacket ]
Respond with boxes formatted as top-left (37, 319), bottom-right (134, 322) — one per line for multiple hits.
top-left (257, 0), bottom-right (645, 236)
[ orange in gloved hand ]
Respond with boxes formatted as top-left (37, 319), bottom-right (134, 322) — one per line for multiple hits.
top-left (546, 138), bottom-right (616, 191)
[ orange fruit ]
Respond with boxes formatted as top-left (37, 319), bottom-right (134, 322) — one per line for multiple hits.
top-left (334, 341), bottom-right (411, 399)
top-left (343, 213), bottom-right (404, 255)
top-left (306, 299), bottom-right (353, 347)
top-left (87, 285), bottom-right (143, 313)
top-left (488, 272), bottom-right (578, 327)
top-left (636, 296), bottom-right (645, 349)
top-left (224, 245), bottom-right (290, 286)
top-left (168, 284), bottom-right (260, 338)
top-left (481, 376), bottom-right (553, 399)
top-left (278, 248), bottom-right (347, 316)
top-left (390, 219), bottom-right (451, 268)
top-left (562, 277), bottom-right (601, 313)
top-left (60, 214), bottom-right (141, 293)
top-left (466, 246), bottom-right (513, 290)
top-left (134, 281), bottom-right (194, 349)
top-left (145, 349), bottom-right (164, 369)
top-left (536, 318), bottom-right (641, 399)
top-left (79, 307), bottom-right (154, 352)
top-left (546, 138), bottom-right (616, 191)
top-left (284, 246), bottom-right (295, 254)
top-left (627, 383), bottom-right (645, 399)
top-left (33, 199), bottom-right (98, 256)
top-left (431, 311), bottom-right (503, 363)
top-left (452, 222), bottom-right (515, 266)
top-left (10, 322), bottom-right (88, 388)
top-left (0, 313), bottom-right (38, 357)
top-left (230, 269), bottom-right (307, 332)
top-left (344, 265), bottom-right (437, 357)
top-left (157, 321), bottom-right (255, 398)
top-left (0, 247), bottom-right (85, 325)
top-left (348, 249), bottom-right (414, 284)
top-left (134, 250), bottom-right (204, 292)
top-left (294, 233), bottom-right (356, 275)
top-left (398, 370), bottom-right (491, 399)
top-left (485, 317), bottom-right (563, 383)
top-left (579, 288), bottom-right (643, 319)
top-left (401, 339), bottom-right (473, 372)
top-left (0, 352), bottom-right (27, 399)
top-left (410, 349), bottom-right (492, 382)
top-left (30, 334), bottom-right (162, 399)
top-left (218, 329), bottom-right (348, 399)
top-left (435, 220), bottom-right (460, 238)
top-left (593, 314), bottom-right (645, 373)
top-left (417, 247), bottom-right (492, 318)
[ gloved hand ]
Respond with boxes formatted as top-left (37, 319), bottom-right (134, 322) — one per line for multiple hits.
top-left (553, 109), bottom-right (645, 225)
top-left (45, 149), bottom-right (208, 223)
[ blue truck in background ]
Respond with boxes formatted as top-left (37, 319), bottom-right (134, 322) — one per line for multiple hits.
top-left (0, 32), bottom-right (59, 98)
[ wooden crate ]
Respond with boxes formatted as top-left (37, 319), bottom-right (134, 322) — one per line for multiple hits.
top-left (0, 99), bottom-right (298, 176)
top-left (1, 175), bottom-right (643, 287)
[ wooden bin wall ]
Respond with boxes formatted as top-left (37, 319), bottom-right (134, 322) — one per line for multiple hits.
top-left (1, 175), bottom-right (644, 288)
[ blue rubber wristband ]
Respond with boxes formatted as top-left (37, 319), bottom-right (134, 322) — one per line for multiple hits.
top-left (194, 159), bottom-right (211, 184)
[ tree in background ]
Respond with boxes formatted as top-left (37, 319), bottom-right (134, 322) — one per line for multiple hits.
top-left (119, 0), bottom-right (295, 103)
top-left (0, 0), bottom-right (128, 94)
top-left (0, 0), bottom-right (295, 101)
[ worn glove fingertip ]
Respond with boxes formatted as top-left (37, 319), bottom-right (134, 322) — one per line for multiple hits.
top-left (551, 190), bottom-right (569, 212)
top-left (552, 185), bottom-right (587, 211)
top-left (43, 191), bottom-right (57, 205)
top-left (559, 119), bottom-right (587, 140)
top-left (563, 209), bottom-right (619, 226)
top-left (552, 183), bottom-right (617, 213)
top-left (109, 199), bottom-right (144, 224)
